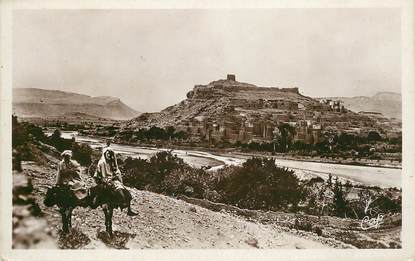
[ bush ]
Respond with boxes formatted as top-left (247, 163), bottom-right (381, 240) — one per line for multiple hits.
top-left (71, 142), bottom-right (93, 166)
top-left (119, 150), bottom-right (401, 219)
top-left (122, 151), bottom-right (188, 193)
top-left (12, 116), bottom-right (48, 164)
top-left (12, 116), bottom-right (95, 168)
top-left (333, 179), bottom-right (348, 217)
top-left (164, 167), bottom-right (211, 198)
top-left (47, 129), bottom-right (73, 152)
top-left (216, 157), bottom-right (305, 210)
top-left (122, 157), bottom-right (151, 188)
top-left (121, 154), bottom-right (304, 211)
top-left (147, 151), bottom-right (187, 189)
top-left (376, 194), bottom-right (401, 213)
top-left (12, 116), bottom-right (30, 149)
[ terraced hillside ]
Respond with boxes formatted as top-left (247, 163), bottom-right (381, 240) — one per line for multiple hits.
top-left (119, 76), bottom-right (389, 144)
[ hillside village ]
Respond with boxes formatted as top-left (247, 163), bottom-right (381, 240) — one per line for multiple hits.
top-left (120, 75), bottom-right (401, 146)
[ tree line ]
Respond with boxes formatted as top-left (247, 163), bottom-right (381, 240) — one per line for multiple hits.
top-left (12, 115), bottom-right (94, 168)
top-left (118, 126), bottom-right (189, 142)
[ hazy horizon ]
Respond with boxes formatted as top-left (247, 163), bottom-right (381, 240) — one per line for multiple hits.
top-left (12, 85), bottom-right (402, 113)
top-left (13, 9), bottom-right (401, 112)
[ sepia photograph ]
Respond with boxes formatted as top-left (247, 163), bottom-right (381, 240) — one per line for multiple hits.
top-left (1, 1), bottom-right (415, 260)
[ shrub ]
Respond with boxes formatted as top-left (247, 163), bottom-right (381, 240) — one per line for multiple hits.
top-left (12, 116), bottom-right (44, 162)
top-left (12, 116), bottom-right (48, 164)
top-left (12, 116), bottom-right (29, 148)
top-left (121, 151), bottom-right (188, 193)
top-left (47, 129), bottom-right (73, 152)
top-left (375, 194), bottom-right (401, 213)
top-left (333, 179), bottom-right (348, 217)
top-left (147, 151), bottom-right (187, 189)
top-left (12, 116), bottom-right (95, 168)
top-left (216, 157), bottom-right (305, 210)
top-left (122, 157), bottom-right (151, 188)
top-left (121, 154), bottom-right (305, 211)
top-left (163, 167), bottom-right (211, 198)
top-left (71, 142), bottom-right (93, 166)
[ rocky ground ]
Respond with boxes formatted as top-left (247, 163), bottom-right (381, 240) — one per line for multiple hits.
top-left (179, 195), bottom-right (401, 249)
top-left (14, 161), bottom-right (345, 249)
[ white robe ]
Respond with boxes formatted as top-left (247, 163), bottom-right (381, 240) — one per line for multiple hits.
top-left (94, 150), bottom-right (124, 190)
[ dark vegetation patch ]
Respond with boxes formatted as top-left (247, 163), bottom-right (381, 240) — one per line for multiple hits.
top-left (119, 150), bottom-right (401, 218)
top-left (13, 115), bottom-right (98, 168)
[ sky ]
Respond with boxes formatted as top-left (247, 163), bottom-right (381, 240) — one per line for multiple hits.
top-left (13, 9), bottom-right (401, 112)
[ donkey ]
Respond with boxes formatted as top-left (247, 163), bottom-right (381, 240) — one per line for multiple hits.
top-left (44, 186), bottom-right (90, 234)
top-left (89, 184), bottom-right (136, 237)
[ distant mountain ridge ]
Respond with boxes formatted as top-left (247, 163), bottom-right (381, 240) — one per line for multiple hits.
top-left (320, 92), bottom-right (401, 120)
top-left (13, 88), bottom-right (139, 120)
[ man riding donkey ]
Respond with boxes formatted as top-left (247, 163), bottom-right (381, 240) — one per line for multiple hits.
top-left (45, 147), bottom-right (137, 237)
top-left (89, 147), bottom-right (138, 236)
top-left (91, 147), bottom-right (138, 216)
top-left (44, 150), bottom-right (89, 234)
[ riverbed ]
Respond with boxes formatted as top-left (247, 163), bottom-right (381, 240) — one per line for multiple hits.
top-left (49, 131), bottom-right (402, 188)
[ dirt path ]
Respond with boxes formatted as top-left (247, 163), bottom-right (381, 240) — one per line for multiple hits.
top-left (22, 161), bottom-right (336, 249)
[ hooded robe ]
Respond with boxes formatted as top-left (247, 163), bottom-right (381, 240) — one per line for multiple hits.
top-left (94, 147), bottom-right (125, 190)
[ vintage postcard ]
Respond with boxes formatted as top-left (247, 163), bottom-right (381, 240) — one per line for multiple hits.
top-left (1, 0), bottom-right (414, 260)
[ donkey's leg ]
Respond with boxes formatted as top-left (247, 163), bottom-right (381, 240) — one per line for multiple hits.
top-left (60, 208), bottom-right (70, 234)
top-left (103, 204), bottom-right (113, 237)
top-left (67, 207), bottom-right (73, 230)
top-left (102, 204), bottom-right (108, 230)
top-left (107, 207), bottom-right (114, 237)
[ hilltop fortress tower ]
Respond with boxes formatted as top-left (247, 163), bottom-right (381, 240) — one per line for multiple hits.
top-left (187, 74), bottom-right (300, 100)
top-left (227, 74), bottom-right (236, 81)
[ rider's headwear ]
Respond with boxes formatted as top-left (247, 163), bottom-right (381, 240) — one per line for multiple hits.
top-left (61, 150), bottom-right (72, 157)
top-left (102, 147), bottom-right (114, 156)
top-left (101, 146), bottom-right (118, 169)
top-left (102, 147), bottom-right (117, 161)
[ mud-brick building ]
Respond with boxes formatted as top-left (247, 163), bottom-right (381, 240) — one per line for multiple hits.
top-left (196, 115), bottom-right (323, 145)
top-left (311, 124), bottom-right (322, 144)
top-left (249, 120), bottom-right (277, 141)
top-left (293, 120), bottom-right (322, 145)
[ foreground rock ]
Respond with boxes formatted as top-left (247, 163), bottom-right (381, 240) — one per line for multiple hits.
top-left (12, 171), bottom-right (57, 249)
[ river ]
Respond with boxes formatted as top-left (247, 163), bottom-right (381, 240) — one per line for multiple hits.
top-left (48, 131), bottom-right (401, 188)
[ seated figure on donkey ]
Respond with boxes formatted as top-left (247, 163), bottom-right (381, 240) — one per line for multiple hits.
top-left (44, 150), bottom-right (89, 234)
top-left (90, 147), bottom-right (138, 216)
